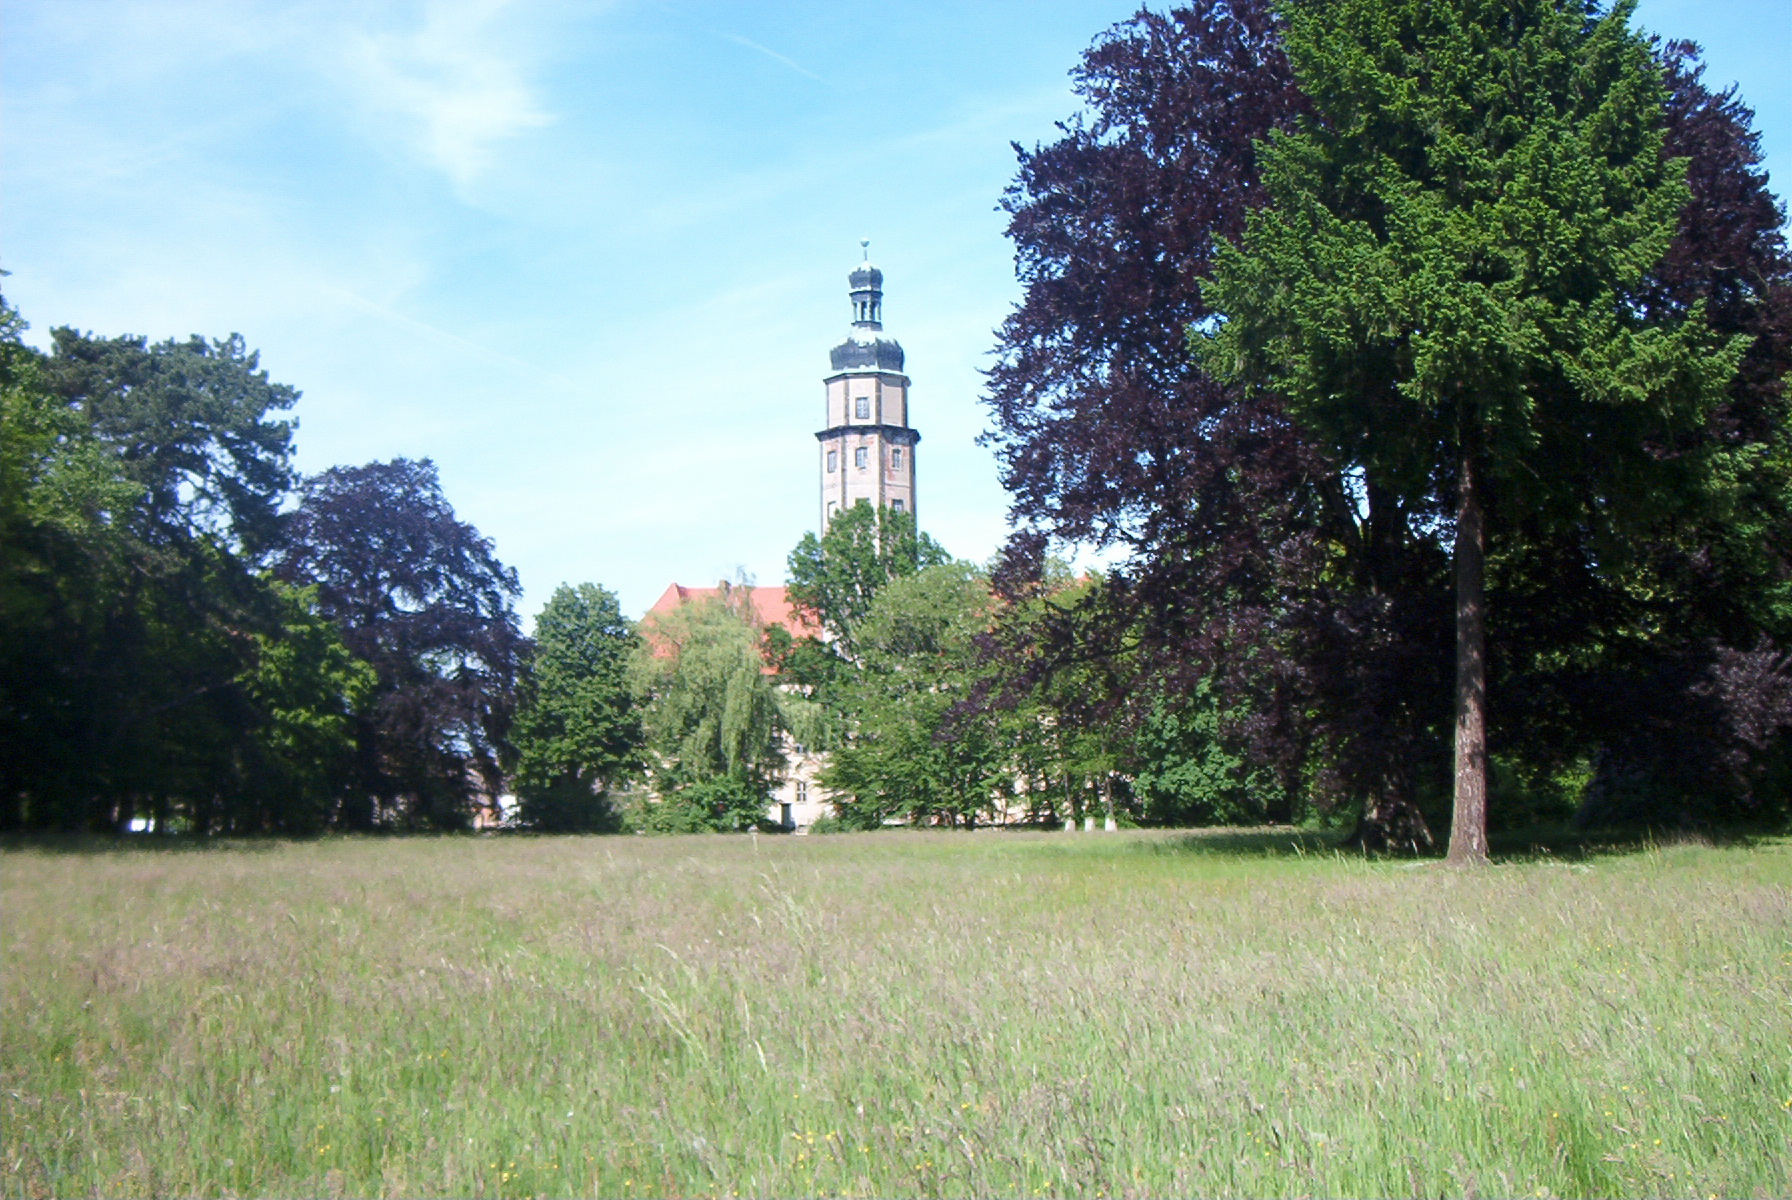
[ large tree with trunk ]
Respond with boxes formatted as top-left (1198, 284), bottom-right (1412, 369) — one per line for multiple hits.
top-left (1201, 0), bottom-right (1741, 861)
top-left (985, 1), bottom-right (1791, 848)
top-left (986, 0), bottom-right (1447, 848)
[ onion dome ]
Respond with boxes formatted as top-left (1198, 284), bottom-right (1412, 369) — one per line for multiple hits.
top-left (831, 240), bottom-right (904, 371)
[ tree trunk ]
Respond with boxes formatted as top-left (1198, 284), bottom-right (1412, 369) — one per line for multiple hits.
top-left (1343, 776), bottom-right (1434, 854)
top-left (1447, 440), bottom-right (1491, 865)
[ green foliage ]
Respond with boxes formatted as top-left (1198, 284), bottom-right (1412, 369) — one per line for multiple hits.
top-left (997, 571), bottom-right (1144, 826)
top-left (1199, 0), bottom-right (1746, 849)
top-left (42, 323), bottom-right (298, 556)
top-left (1203, 0), bottom-right (1737, 517)
top-left (0, 298), bottom-right (339, 833)
top-left (513, 583), bottom-right (643, 832)
top-left (518, 775), bottom-right (621, 833)
top-left (634, 587), bottom-right (786, 827)
top-left (1132, 683), bottom-right (1279, 826)
top-left (786, 501), bottom-right (949, 658)
top-left (0, 305), bottom-right (141, 558)
top-left (805, 806), bottom-right (885, 834)
top-left (237, 581), bottom-right (376, 834)
top-left (823, 563), bottom-right (1013, 825)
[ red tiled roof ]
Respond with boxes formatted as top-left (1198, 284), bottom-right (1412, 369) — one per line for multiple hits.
top-left (644, 582), bottom-right (823, 649)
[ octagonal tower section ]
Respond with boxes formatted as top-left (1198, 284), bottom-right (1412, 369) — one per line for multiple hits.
top-left (816, 246), bottom-right (919, 529)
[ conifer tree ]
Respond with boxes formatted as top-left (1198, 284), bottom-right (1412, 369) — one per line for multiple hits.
top-left (1201, 0), bottom-right (1742, 861)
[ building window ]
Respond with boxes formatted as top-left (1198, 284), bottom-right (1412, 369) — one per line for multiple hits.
top-left (826, 500), bottom-right (837, 520)
top-left (826, 449), bottom-right (837, 473)
top-left (891, 448), bottom-right (903, 470)
top-left (855, 396), bottom-right (870, 420)
top-left (890, 499), bottom-right (904, 513)
top-left (854, 446), bottom-right (868, 469)
top-left (796, 780), bottom-right (808, 803)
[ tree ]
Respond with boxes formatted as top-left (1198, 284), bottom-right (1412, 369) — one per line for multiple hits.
top-left (1492, 42), bottom-right (1792, 831)
top-left (0, 299), bottom-right (140, 826)
top-left (824, 563), bottom-right (1012, 827)
top-left (986, 4), bottom-right (1790, 848)
top-left (41, 326), bottom-right (298, 557)
top-left (276, 459), bottom-right (526, 830)
top-left (233, 580), bottom-right (376, 834)
top-left (1201, 0), bottom-right (1742, 861)
top-left (633, 586), bottom-right (788, 831)
top-left (512, 583), bottom-right (644, 832)
top-left (3, 309), bottom-right (326, 832)
top-left (984, 2), bottom-right (1428, 843)
top-left (786, 501), bottom-right (949, 658)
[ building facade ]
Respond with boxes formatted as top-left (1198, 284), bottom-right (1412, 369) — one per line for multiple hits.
top-left (816, 244), bottom-right (920, 528)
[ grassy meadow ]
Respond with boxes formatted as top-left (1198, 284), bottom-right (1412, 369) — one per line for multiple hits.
top-left (3, 829), bottom-right (1789, 1198)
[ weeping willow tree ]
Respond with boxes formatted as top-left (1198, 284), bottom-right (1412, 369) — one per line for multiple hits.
top-left (633, 587), bottom-right (794, 830)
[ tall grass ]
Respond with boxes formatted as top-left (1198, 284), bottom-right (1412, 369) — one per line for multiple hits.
top-left (4, 830), bottom-right (1788, 1197)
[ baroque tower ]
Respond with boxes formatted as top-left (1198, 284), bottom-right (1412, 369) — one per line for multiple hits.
top-left (816, 242), bottom-right (919, 527)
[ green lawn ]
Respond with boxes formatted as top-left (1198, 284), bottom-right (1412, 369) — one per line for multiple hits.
top-left (4, 830), bottom-right (1789, 1197)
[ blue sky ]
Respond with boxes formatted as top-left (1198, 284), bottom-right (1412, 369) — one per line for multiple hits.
top-left (5, 0), bottom-right (1787, 624)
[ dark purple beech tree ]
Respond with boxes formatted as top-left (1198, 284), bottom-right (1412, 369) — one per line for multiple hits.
top-left (985, 0), bottom-right (1453, 849)
top-left (277, 459), bottom-right (526, 830)
top-left (985, 1), bottom-right (1792, 849)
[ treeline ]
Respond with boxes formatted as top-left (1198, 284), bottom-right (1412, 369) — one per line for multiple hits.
top-left (0, 305), bottom-right (531, 832)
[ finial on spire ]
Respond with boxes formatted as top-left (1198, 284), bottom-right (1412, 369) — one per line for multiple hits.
top-left (861, 238), bottom-right (871, 261)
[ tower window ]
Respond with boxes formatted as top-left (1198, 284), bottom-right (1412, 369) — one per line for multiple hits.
top-left (826, 449), bottom-right (837, 473)
top-left (891, 448), bottom-right (903, 469)
top-left (891, 499), bottom-right (905, 513)
top-left (855, 396), bottom-right (870, 420)
top-left (854, 446), bottom-right (868, 469)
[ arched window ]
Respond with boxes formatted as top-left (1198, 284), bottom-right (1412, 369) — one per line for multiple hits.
top-left (854, 446), bottom-right (868, 469)
top-left (826, 449), bottom-right (837, 473)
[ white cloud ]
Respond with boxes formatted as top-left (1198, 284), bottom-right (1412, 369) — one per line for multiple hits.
top-left (338, 0), bottom-right (555, 186)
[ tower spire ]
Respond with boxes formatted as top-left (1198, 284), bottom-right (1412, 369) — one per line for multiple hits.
top-left (848, 242), bottom-right (883, 329)
top-left (817, 247), bottom-right (918, 529)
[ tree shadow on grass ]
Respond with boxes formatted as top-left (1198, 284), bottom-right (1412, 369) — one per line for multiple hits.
top-left (1141, 827), bottom-right (1346, 859)
top-left (1, 832), bottom-right (289, 855)
top-left (1485, 823), bottom-right (1774, 863)
top-left (1135, 823), bottom-right (1777, 865)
